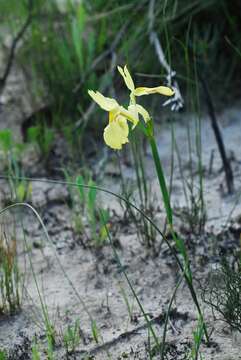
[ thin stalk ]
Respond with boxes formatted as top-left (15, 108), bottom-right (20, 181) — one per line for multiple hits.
top-left (131, 138), bottom-right (144, 207)
top-left (193, 44), bottom-right (205, 231)
top-left (21, 218), bottom-right (53, 340)
top-left (184, 28), bottom-right (195, 208)
top-left (147, 127), bottom-right (173, 226)
top-left (169, 122), bottom-right (175, 201)
top-left (116, 152), bottom-right (142, 243)
top-left (161, 274), bottom-right (184, 360)
top-left (131, 136), bottom-right (154, 247)
top-left (173, 128), bottom-right (189, 207)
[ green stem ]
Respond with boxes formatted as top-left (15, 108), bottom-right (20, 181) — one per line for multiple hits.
top-left (147, 124), bottom-right (173, 226)
top-left (161, 275), bottom-right (184, 360)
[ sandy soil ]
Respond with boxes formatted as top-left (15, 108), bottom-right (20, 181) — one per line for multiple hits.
top-left (1, 106), bottom-right (241, 359)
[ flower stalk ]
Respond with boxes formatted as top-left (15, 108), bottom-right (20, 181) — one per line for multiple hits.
top-left (88, 64), bottom-right (210, 343)
top-left (146, 121), bottom-right (173, 226)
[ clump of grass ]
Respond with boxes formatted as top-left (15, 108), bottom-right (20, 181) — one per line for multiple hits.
top-left (188, 316), bottom-right (205, 360)
top-left (63, 170), bottom-right (110, 247)
top-left (27, 124), bottom-right (54, 161)
top-left (0, 232), bottom-right (21, 314)
top-left (0, 349), bottom-right (7, 360)
top-left (203, 257), bottom-right (241, 333)
top-left (62, 318), bottom-right (81, 355)
top-left (31, 338), bottom-right (41, 360)
top-left (118, 282), bottom-right (135, 324)
top-left (77, 175), bottom-right (110, 246)
top-left (0, 129), bottom-right (32, 204)
top-left (118, 134), bottom-right (158, 250)
top-left (31, 333), bottom-right (55, 360)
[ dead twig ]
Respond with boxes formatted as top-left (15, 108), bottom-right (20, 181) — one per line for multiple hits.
top-left (0, 0), bottom-right (33, 96)
top-left (148, 0), bottom-right (184, 111)
top-left (198, 73), bottom-right (234, 194)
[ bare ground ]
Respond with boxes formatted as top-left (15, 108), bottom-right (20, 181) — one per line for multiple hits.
top-left (1, 106), bottom-right (241, 359)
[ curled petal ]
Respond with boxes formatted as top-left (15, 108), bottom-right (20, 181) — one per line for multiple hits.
top-left (134, 86), bottom-right (174, 97)
top-left (103, 117), bottom-right (129, 150)
top-left (127, 104), bottom-right (139, 128)
top-left (135, 104), bottom-right (150, 123)
top-left (117, 65), bottom-right (135, 92)
top-left (88, 90), bottom-right (119, 111)
top-left (128, 104), bottom-right (150, 125)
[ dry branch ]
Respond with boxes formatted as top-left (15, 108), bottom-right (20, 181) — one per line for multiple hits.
top-left (148, 0), bottom-right (184, 111)
top-left (199, 73), bottom-right (234, 194)
top-left (0, 0), bottom-right (33, 96)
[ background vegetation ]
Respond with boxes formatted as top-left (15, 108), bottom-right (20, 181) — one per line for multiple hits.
top-left (1, 0), bottom-right (241, 142)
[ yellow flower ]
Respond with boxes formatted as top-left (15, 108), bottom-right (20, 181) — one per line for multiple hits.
top-left (117, 65), bottom-right (174, 97)
top-left (88, 90), bottom-right (141, 150)
top-left (88, 66), bottom-right (172, 150)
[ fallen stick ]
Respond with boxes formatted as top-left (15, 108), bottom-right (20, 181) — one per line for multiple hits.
top-left (198, 73), bottom-right (234, 194)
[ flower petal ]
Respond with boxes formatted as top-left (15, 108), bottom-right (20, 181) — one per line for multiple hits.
top-left (88, 90), bottom-right (119, 111)
top-left (134, 86), bottom-right (174, 97)
top-left (135, 104), bottom-right (150, 123)
top-left (127, 104), bottom-right (139, 128)
top-left (117, 65), bottom-right (135, 92)
top-left (120, 106), bottom-right (139, 127)
top-left (109, 108), bottom-right (120, 123)
top-left (103, 117), bottom-right (129, 150)
top-left (128, 104), bottom-right (150, 125)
